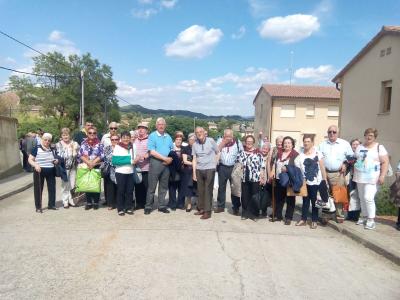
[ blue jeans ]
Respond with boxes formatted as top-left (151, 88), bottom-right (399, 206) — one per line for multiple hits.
top-left (301, 184), bottom-right (319, 222)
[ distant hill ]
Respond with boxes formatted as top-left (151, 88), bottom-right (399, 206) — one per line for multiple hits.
top-left (120, 104), bottom-right (253, 121)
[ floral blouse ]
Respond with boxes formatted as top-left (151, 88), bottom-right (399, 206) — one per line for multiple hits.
top-left (56, 140), bottom-right (79, 169)
top-left (237, 150), bottom-right (265, 182)
top-left (78, 139), bottom-right (104, 163)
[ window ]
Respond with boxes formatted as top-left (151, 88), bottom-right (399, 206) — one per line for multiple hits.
top-left (381, 80), bottom-right (392, 113)
top-left (380, 49), bottom-right (386, 57)
top-left (306, 104), bottom-right (315, 117)
top-left (386, 47), bottom-right (392, 55)
top-left (327, 106), bottom-right (339, 118)
top-left (280, 104), bottom-right (296, 118)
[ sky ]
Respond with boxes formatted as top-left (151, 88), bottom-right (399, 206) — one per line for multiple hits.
top-left (0, 0), bottom-right (399, 116)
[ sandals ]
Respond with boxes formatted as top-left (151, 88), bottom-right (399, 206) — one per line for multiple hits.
top-left (295, 220), bottom-right (306, 226)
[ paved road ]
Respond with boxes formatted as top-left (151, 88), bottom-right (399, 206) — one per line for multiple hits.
top-left (0, 186), bottom-right (399, 300)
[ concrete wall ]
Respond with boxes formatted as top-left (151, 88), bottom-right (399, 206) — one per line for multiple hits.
top-left (0, 116), bottom-right (22, 179)
top-left (271, 98), bottom-right (339, 148)
top-left (253, 88), bottom-right (272, 144)
top-left (340, 34), bottom-right (400, 170)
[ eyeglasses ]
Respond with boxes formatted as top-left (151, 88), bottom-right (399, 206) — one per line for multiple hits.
top-left (43, 139), bottom-right (51, 142)
top-left (109, 127), bottom-right (118, 130)
top-left (328, 131), bottom-right (337, 134)
top-left (111, 139), bottom-right (119, 141)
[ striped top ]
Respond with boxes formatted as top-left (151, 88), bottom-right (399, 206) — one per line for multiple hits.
top-left (31, 145), bottom-right (55, 168)
top-left (134, 137), bottom-right (150, 171)
top-left (218, 140), bottom-right (243, 166)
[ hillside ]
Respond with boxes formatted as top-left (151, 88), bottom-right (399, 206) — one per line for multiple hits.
top-left (120, 104), bottom-right (253, 121)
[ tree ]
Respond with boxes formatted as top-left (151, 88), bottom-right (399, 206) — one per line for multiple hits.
top-left (9, 52), bottom-right (120, 134)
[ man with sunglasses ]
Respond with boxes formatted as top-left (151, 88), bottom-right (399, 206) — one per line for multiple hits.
top-left (318, 125), bottom-right (353, 222)
top-left (101, 122), bottom-right (119, 147)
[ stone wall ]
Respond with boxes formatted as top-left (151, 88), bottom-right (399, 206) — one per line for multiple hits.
top-left (0, 116), bottom-right (21, 179)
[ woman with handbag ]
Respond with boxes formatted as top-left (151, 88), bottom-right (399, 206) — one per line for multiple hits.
top-left (270, 136), bottom-right (299, 225)
top-left (112, 131), bottom-right (136, 216)
top-left (56, 128), bottom-right (80, 209)
top-left (28, 133), bottom-right (60, 212)
top-left (296, 135), bottom-right (327, 229)
top-left (237, 135), bottom-right (266, 220)
top-left (102, 134), bottom-right (119, 210)
top-left (353, 128), bottom-right (389, 230)
top-left (78, 127), bottom-right (104, 210)
top-left (181, 133), bottom-right (197, 212)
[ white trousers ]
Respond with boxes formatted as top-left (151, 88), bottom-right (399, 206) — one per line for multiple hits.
top-left (61, 168), bottom-right (76, 206)
top-left (357, 182), bottom-right (377, 219)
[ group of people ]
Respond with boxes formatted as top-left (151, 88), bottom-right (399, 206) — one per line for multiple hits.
top-left (26, 119), bottom-right (400, 231)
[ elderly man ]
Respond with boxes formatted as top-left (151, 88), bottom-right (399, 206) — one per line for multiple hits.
top-left (134, 122), bottom-right (150, 209)
top-left (145, 118), bottom-right (173, 214)
top-left (318, 125), bottom-right (353, 222)
top-left (215, 129), bottom-right (243, 214)
top-left (101, 122), bottom-right (119, 147)
top-left (74, 121), bottom-right (94, 145)
top-left (192, 127), bottom-right (219, 219)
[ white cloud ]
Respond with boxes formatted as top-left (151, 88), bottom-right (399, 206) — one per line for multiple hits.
top-left (161, 0), bottom-right (177, 9)
top-left (294, 64), bottom-right (335, 81)
top-left (1, 57), bottom-right (16, 64)
top-left (231, 26), bottom-right (246, 40)
top-left (132, 8), bottom-right (158, 19)
top-left (313, 0), bottom-right (333, 17)
top-left (248, 0), bottom-right (274, 18)
top-left (136, 68), bottom-right (149, 74)
top-left (24, 30), bottom-right (80, 58)
top-left (165, 25), bottom-right (223, 59)
top-left (258, 14), bottom-right (320, 43)
top-left (138, 0), bottom-right (154, 4)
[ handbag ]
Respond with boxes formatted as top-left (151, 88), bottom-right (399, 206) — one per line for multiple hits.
top-left (75, 166), bottom-right (102, 193)
top-left (287, 180), bottom-right (308, 197)
top-left (133, 166), bottom-right (142, 184)
top-left (331, 184), bottom-right (349, 204)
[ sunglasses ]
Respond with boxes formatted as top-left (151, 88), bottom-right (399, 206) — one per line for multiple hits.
top-left (111, 139), bottom-right (119, 141)
top-left (328, 131), bottom-right (337, 134)
top-left (109, 127), bottom-right (118, 130)
top-left (88, 132), bottom-right (97, 135)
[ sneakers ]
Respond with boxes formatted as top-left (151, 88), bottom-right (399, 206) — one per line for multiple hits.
top-left (315, 199), bottom-right (326, 209)
top-left (364, 220), bottom-right (376, 230)
top-left (356, 218), bottom-right (366, 225)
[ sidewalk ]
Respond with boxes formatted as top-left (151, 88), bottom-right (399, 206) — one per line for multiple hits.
top-left (296, 203), bottom-right (400, 266)
top-left (0, 172), bottom-right (33, 200)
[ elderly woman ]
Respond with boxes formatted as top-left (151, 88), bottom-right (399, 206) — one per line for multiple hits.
top-left (112, 131), bottom-right (136, 216)
top-left (347, 138), bottom-right (361, 221)
top-left (259, 142), bottom-right (272, 216)
top-left (270, 136), bottom-right (299, 225)
top-left (102, 133), bottom-right (119, 210)
top-left (237, 135), bottom-right (266, 220)
top-left (181, 133), bottom-right (197, 212)
top-left (353, 128), bottom-right (389, 230)
top-left (168, 132), bottom-right (184, 210)
top-left (28, 133), bottom-right (59, 212)
top-left (78, 127), bottom-right (104, 210)
top-left (296, 135), bottom-right (327, 229)
top-left (56, 128), bottom-right (80, 209)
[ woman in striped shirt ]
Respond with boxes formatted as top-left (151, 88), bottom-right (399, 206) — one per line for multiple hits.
top-left (28, 133), bottom-right (59, 213)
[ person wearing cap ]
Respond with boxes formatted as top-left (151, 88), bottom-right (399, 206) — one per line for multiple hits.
top-left (145, 118), bottom-right (173, 214)
top-left (134, 122), bottom-right (150, 209)
top-left (101, 122), bottom-right (119, 147)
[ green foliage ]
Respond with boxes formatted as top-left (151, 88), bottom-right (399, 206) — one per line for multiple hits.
top-left (376, 184), bottom-right (397, 216)
top-left (16, 115), bottom-right (61, 141)
top-left (9, 52), bottom-right (120, 134)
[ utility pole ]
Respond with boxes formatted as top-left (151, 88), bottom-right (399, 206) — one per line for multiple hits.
top-left (80, 70), bottom-right (84, 128)
top-left (104, 98), bottom-right (108, 125)
top-left (193, 117), bottom-right (197, 132)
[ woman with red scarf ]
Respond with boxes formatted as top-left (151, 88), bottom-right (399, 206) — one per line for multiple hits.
top-left (237, 135), bottom-right (266, 220)
top-left (78, 127), bottom-right (104, 210)
top-left (112, 131), bottom-right (136, 216)
top-left (270, 136), bottom-right (299, 225)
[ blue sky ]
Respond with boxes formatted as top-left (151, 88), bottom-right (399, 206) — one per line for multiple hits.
top-left (0, 0), bottom-right (399, 115)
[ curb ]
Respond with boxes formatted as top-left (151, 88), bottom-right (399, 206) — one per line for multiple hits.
top-left (295, 205), bottom-right (400, 266)
top-left (0, 182), bottom-right (33, 201)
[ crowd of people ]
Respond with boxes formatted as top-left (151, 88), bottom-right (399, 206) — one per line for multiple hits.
top-left (23, 118), bottom-right (400, 231)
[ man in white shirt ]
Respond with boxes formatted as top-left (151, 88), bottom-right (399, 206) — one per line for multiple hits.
top-left (318, 125), bottom-right (353, 222)
top-left (101, 122), bottom-right (119, 147)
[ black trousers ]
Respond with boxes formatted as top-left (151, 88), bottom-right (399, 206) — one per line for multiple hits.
top-left (217, 165), bottom-right (240, 209)
top-left (135, 171), bottom-right (148, 209)
top-left (241, 181), bottom-right (260, 217)
top-left (168, 176), bottom-right (185, 209)
top-left (259, 183), bottom-right (272, 212)
top-left (33, 168), bottom-right (56, 209)
top-left (104, 175), bottom-right (117, 208)
top-left (116, 173), bottom-right (134, 212)
top-left (274, 179), bottom-right (295, 220)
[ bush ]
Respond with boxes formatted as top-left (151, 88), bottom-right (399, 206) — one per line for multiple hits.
top-left (375, 184), bottom-right (397, 216)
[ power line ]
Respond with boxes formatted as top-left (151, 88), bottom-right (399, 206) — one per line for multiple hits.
top-left (0, 29), bottom-right (73, 70)
top-left (0, 65), bottom-right (75, 78)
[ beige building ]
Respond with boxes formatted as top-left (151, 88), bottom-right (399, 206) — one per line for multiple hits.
top-left (253, 84), bottom-right (340, 148)
top-left (332, 25), bottom-right (400, 170)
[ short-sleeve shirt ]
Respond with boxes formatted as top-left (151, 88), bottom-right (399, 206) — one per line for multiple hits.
top-left (192, 137), bottom-right (219, 170)
top-left (353, 143), bottom-right (388, 184)
top-left (218, 139), bottom-right (243, 166)
top-left (298, 149), bottom-right (323, 185)
top-left (147, 131), bottom-right (173, 157)
top-left (31, 145), bottom-right (55, 168)
top-left (318, 138), bottom-right (353, 171)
